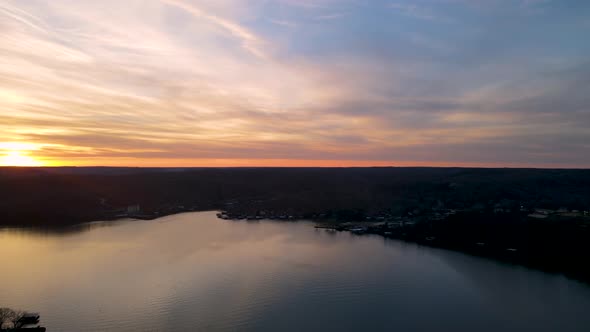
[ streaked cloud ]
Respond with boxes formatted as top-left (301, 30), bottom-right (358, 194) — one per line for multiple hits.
top-left (388, 2), bottom-right (445, 21)
top-left (162, 0), bottom-right (268, 58)
top-left (0, 0), bottom-right (589, 167)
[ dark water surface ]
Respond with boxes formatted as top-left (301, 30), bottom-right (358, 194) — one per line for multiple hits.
top-left (2, 211), bottom-right (590, 331)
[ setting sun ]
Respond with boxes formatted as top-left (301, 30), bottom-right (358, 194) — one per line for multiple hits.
top-left (0, 151), bottom-right (43, 167)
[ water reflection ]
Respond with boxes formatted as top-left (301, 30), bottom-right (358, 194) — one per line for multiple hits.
top-left (2, 211), bottom-right (590, 332)
top-left (0, 218), bottom-right (139, 237)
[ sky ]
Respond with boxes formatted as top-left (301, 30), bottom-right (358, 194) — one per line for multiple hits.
top-left (0, 0), bottom-right (589, 167)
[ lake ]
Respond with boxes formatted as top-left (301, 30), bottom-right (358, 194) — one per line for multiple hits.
top-left (2, 211), bottom-right (590, 331)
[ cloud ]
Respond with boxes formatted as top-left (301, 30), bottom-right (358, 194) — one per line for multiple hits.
top-left (313, 13), bottom-right (347, 20)
top-left (388, 2), bottom-right (445, 21)
top-left (162, 0), bottom-right (268, 59)
top-left (268, 19), bottom-right (297, 28)
top-left (0, 0), bottom-right (589, 167)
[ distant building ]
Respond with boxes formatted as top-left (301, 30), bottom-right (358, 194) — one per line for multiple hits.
top-left (534, 208), bottom-right (553, 215)
top-left (127, 204), bottom-right (140, 214)
top-left (528, 213), bottom-right (548, 219)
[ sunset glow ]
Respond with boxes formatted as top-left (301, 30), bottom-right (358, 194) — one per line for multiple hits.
top-left (0, 151), bottom-right (43, 167)
top-left (1, 1), bottom-right (589, 168)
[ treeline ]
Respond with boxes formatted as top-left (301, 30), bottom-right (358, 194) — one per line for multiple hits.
top-left (0, 167), bottom-right (589, 227)
top-left (387, 210), bottom-right (590, 282)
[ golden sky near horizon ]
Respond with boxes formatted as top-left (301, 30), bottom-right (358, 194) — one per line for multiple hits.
top-left (1, 0), bottom-right (589, 167)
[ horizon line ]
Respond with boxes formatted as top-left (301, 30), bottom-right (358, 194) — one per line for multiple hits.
top-left (2, 165), bottom-right (589, 170)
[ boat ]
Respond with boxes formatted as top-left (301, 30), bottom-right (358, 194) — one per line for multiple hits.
top-left (17, 313), bottom-right (40, 325)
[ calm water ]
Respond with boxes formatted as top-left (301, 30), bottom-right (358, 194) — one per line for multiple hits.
top-left (2, 211), bottom-right (590, 332)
